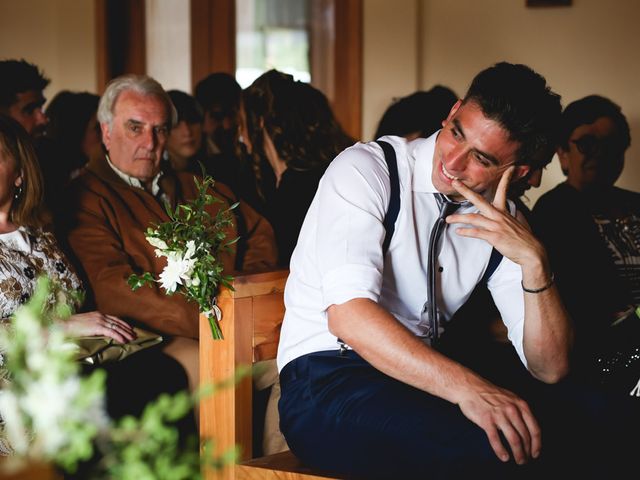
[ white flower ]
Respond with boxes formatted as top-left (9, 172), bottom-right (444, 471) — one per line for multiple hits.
top-left (24, 374), bottom-right (80, 455)
top-left (184, 240), bottom-right (197, 259)
top-left (159, 255), bottom-right (196, 294)
top-left (146, 236), bottom-right (168, 251)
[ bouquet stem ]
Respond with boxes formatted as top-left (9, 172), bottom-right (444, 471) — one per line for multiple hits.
top-left (206, 312), bottom-right (224, 340)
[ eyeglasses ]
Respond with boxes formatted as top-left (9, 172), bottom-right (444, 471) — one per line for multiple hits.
top-left (570, 134), bottom-right (625, 158)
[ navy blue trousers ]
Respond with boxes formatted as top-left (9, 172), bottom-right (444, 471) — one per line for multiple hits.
top-left (279, 349), bottom-right (638, 479)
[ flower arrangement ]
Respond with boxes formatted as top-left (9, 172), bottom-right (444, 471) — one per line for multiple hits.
top-left (0, 278), bottom-right (106, 471)
top-left (128, 174), bottom-right (238, 339)
top-left (0, 278), bottom-right (238, 478)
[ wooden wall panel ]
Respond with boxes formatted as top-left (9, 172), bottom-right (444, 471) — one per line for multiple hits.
top-left (191, 0), bottom-right (236, 89)
top-left (96, 0), bottom-right (146, 93)
top-left (333, 0), bottom-right (362, 140)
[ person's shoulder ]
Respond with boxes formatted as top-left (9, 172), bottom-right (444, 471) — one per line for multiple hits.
top-left (612, 186), bottom-right (640, 204)
top-left (68, 167), bottom-right (109, 196)
top-left (326, 137), bottom-right (409, 175)
top-left (533, 183), bottom-right (576, 211)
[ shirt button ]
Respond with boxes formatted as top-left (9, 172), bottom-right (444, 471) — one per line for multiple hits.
top-left (438, 266), bottom-right (444, 272)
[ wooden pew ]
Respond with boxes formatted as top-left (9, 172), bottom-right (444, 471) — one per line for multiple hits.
top-left (199, 269), bottom-right (341, 480)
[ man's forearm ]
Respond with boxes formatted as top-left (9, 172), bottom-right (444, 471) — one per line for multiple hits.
top-left (327, 298), bottom-right (495, 405)
top-left (520, 259), bottom-right (573, 383)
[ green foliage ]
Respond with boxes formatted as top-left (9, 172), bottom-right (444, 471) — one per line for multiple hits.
top-left (96, 391), bottom-right (200, 480)
top-left (0, 278), bottom-right (241, 478)
top-left (0, 277), bottom-right (106, 472)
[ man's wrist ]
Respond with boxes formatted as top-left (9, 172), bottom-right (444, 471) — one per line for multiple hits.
top-left (522, 273), bottom-right (554, 293)
top-left (520, 255), bottom-right (552, 289)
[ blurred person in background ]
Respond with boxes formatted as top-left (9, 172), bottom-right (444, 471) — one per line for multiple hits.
top-left (243, 70), bottom-right (354, 266)
top-left (164, 89), bottom-right (205, 174)
top-left (533, 95), bottom-right (640, 389)
top-left (45, 91), bottom-right (101, 182)
top-left (374, 85), bottom-right (458, 141)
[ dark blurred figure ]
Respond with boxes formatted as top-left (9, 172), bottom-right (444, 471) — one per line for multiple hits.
top-left (45, 91), bottom-right (101, 181)
top-left (533, 95), bottom-right (639, 388)
top-left (374, 85), bottom-right (458, 140)
top-left (243, 70), bottom-right (354, 266)
top-left (166, 89), bottom-right (253, 201)
top-left (165, 90), bottom-right (205, 173)
top-left (0, 59), bottom-right (67, 225)
top-left (0, 59), bottom-right (49, 138)
top-left (194, 74), bottom-right (250, 197)
top-left (195, 72), bottom-right (242, 159)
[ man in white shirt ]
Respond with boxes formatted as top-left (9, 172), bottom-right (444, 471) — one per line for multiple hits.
top-left (277, 63), bottom-right (635, 478)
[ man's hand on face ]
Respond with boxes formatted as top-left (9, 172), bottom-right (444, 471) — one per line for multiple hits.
top-left (445, 166), bottom-right (547, 268)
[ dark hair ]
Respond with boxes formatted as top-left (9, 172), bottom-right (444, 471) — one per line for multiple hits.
top-left (167, 90), bottom-right (203, 124)
top-left (375, 85), bottom-right (458, 140)
top-left (45, 91), bottom-right (100, 173)
top-left (463, 62), bottom-right (562, 170)
top-left (194, 72), bottom-right (241, 119)
top-left (0, 114), bottom-right (46, 227)
top-left (243, 70), bottom-right (354, 196)
top-left (0, 59), bottom-right (50, 109)
top-left (558, 95), bottom-right (630, 151)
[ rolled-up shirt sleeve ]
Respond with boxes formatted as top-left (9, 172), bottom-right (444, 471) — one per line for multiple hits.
top-left (488, 257), bottom-right (527, 367)
top-left (314, 144), bottom-right (392, 310)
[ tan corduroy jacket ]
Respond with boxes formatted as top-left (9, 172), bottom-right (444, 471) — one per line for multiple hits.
top-left (67, 155), bottom-right (277, 339)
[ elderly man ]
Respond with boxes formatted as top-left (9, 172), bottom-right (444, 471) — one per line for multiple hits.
top-left (67, 74), bottom-right (277, 391)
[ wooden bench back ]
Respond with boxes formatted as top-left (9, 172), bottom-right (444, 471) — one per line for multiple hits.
top-left (199, 269), bottom-right (289, 478)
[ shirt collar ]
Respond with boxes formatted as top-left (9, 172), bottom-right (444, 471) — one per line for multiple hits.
top-left (106, 154), bottom-right (162, 196)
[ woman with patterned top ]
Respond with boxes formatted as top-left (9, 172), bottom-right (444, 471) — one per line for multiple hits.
top-left (0, 114), bottom-right (135, 340)
top-left (0, 114), bottom-right (193, 456)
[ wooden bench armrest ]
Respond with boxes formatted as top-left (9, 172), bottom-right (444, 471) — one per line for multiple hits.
top-left (200, 269), bottom-right (289, 469)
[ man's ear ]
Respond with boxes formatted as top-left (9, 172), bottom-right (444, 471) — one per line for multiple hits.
top-left (511, 165), bottom-right (530, 183)
top-left (442, 100), bottom-right (462, 127)
top-left (100, 122), bottom-right (111, 151)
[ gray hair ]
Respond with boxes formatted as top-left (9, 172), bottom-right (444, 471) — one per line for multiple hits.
top-left (97, 74), bottom-right (177, 130)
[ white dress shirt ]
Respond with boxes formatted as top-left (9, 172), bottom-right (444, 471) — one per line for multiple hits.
top-left (106, 154), bottom-right (165, 201)
top-left (277, 133), bottom-right (526, 371)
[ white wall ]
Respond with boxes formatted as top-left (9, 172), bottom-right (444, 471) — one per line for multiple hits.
top-left (417, 0), bottom-right (640, 205)
top-left (0, 0), bottom-right (97, 102)
top-left (146, 0), bottom-right (191, 93)
top-left (362, 0), bottom-right (420, 142)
